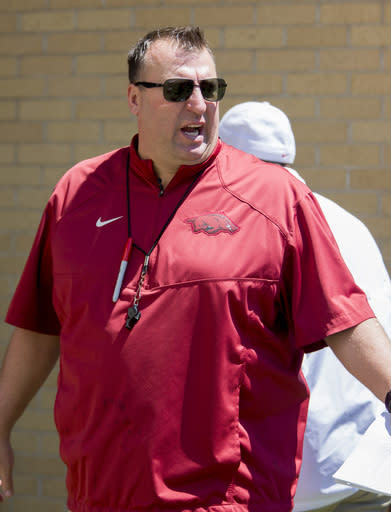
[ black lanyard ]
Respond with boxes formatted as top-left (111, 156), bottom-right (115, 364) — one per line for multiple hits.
top-left (123, 152), bottom-right (204, 330)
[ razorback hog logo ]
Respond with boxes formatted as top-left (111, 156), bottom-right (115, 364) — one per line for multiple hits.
top-left (185, 213), bottom-right (239, 235)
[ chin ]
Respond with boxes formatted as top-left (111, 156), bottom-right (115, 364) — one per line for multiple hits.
top-left (180, 143), bottom-right (212, 164)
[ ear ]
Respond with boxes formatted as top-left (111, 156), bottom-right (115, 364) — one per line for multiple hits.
top-left (127, 83), bottom-right (140, 116)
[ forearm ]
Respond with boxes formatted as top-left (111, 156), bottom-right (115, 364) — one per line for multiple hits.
top-left (326, 317), bottom-right (391, 404)
top-left (0, 327), bottom-right (60, 436)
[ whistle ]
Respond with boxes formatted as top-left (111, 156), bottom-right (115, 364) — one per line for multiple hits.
top-left (126, 305), bottom-right (141, 330)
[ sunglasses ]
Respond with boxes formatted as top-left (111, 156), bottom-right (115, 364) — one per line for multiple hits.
top-left (134, 78), bottom-right (227, 102)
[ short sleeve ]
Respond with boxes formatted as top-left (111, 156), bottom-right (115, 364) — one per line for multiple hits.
top-left (282, 192), bottom-right (375, 352)
top-left (5, 201), bottom-right (61, 335)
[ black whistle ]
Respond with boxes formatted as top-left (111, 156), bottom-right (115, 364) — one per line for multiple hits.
top-left (126, 305), bottom-right (141, 330)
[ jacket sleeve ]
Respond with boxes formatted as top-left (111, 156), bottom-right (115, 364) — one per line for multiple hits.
top-left (6, 200), bottom-right (61, 335)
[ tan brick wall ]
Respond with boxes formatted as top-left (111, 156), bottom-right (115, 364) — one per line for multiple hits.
top-left (0, 1), bottom-right (390, 510)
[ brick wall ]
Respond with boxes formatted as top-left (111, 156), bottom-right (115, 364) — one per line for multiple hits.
top-left (0, 1), bottom-right (390, 510)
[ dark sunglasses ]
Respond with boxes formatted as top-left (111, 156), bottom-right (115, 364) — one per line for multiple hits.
top-left (134, 78), bottom-right (227, 102)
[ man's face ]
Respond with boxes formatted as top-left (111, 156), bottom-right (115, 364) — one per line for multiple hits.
top-left (128, 39), bottom-right (220, 179)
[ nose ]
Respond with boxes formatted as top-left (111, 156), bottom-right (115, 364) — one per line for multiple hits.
top-left (185, 84), bottom-right (207, 115)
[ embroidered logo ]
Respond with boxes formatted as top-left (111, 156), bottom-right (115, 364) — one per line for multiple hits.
top-left (185, 213), bottom-right (239, 235)
top-left (96, 216), bottom-right (123, 227)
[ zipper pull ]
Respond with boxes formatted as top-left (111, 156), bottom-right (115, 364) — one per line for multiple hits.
top-left (157, 177), bottom-right (164, 196)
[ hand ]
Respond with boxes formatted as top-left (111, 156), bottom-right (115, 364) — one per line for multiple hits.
top-left (0, 437), bottom-right (14, 501)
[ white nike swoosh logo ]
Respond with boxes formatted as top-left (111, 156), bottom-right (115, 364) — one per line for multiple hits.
top-left (96, 216), bottom-right (123, 227)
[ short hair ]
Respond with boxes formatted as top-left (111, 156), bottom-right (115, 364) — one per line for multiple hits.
top-left (127, 26), bottom-right (214, 83)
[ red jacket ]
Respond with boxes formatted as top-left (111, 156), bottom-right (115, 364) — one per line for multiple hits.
top-left (6, 138), bottom-right (373, 512)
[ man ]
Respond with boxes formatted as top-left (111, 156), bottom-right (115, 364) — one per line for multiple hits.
top-left (1, 26), bottom-right (391, 512)
top-left (219, 101), bottom-right (391, 512)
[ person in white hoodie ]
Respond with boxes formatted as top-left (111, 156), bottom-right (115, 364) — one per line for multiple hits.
top-left (219, 101), bottom-right (391, 512)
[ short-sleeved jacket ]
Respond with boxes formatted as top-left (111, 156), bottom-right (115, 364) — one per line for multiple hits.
top-left (6, 138), bottom-right (374, 512)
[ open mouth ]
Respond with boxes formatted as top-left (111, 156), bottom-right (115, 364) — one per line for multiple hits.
top-left (181, 124), bottom-right (203, 138)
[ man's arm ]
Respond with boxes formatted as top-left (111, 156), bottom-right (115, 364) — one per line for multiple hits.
top-left (0, 327), bottom-right (60, 500)
top-left (326, 317), bottom-right (391, 404)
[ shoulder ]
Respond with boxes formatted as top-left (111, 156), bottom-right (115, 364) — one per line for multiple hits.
top-left (314, 193), bottom-right (383, 255)
top-left (315, 193), bottom-right (381, 242)
top-left (56, 146), bottom-right (128, 191)
top-left (314, 192), bottom-right (391, 295)
top-left (216, 141), bottom-right (313, 233)
top-left (217, 141), bottom-right (310, 204)
top-left (48, 146), bottom-right (128, 218)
